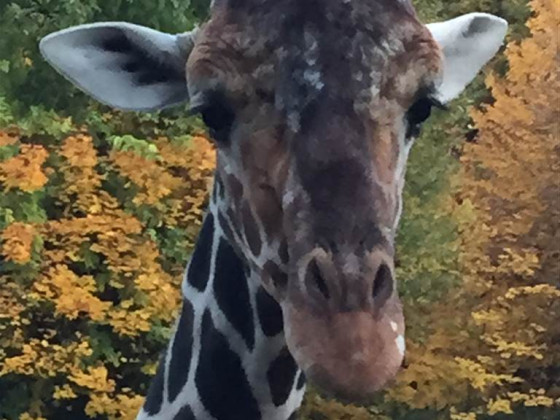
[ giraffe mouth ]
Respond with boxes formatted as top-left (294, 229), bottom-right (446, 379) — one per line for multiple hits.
top-left (281, 298), bottom-right (405, 402)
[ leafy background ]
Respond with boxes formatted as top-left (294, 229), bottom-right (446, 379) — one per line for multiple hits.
top-left (0, 0), bottom-right (558, 419)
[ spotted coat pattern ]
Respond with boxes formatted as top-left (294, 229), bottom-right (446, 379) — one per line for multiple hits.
top-left (137, 0), bottom-right (441, 418)
top-left (136, 181), bottom-right (305, 420)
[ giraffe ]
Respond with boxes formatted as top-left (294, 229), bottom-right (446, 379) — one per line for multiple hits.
top-left (39, 1), bottom-right (507, 419)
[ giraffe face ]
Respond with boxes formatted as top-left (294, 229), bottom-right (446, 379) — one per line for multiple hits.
top-left (40, 0), bottom-right (508, 406)
top-left (187, 0), bottom-right (441, 400)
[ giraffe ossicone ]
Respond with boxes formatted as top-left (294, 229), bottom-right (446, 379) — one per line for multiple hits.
top-left (40, 1), bottom-right (507, 419)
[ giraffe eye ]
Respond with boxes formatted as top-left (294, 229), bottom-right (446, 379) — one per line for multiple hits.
top-left (192, 92), bottom-right (235, 144)
top-left (405, 96), bottom-right (443, 138)
top-left (407, 97), bottom-right (433, 125)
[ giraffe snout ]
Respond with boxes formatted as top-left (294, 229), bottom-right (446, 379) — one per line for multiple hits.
top-left (281, 296), bottom-right (405, 402)
top-left (280, 246), bottom-right (404, 401)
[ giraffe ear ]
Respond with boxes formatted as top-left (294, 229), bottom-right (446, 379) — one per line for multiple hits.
top-left (427, 13), bottom-right (508, 103)
top-left (39, 22), bottom-right (198, 111)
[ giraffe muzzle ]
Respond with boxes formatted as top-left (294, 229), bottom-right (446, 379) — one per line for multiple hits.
top-left (282, 299), bottom-right (405, 402)
top-left (279, 247), bottom-right (405, 401)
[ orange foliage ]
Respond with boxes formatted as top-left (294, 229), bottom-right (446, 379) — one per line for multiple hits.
top-left (0, 129), bottom-right (215, 419)
top-left (1, 222), bottom-right (36, 264)
top-left (388, 0), bottom-right (559, 417)
top-left (32, 265), bottom-right (111, 322)
top-left (0, 143), bottom-right (48, 192)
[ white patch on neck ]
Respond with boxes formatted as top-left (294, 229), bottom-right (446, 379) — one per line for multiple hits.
top-left (392, 124), bottom-right (414, 232)
top-left (395, 334), bottom-right (405, 356)
top-left (390, 320), bottom-right (405, 356)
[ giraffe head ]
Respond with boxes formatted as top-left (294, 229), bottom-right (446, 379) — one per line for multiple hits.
top-left (40, 0), bottom-right (506, 402)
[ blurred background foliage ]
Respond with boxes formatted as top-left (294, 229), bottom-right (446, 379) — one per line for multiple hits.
top-left (0, 0), bottom-right (558, 419)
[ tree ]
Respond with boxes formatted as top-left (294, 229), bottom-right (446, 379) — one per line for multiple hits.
top-left (386, 1), bottom-right (559, 418)
top-left (0, 123), bottom-right (215, 419)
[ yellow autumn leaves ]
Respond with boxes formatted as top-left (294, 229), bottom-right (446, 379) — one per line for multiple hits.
top-left (1, 222), bottom-right (37, 264)
top-left (0, 130), bottom-right (215, 419)
top-left (0, 144), bottom-right (49, 192)
top-left (33, 265), bottom-right (111, 322)
top-left (386, 0), bottom-right (559, 417)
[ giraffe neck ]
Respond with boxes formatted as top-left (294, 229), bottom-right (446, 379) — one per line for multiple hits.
top-left (137, 194), bottom-right (306, 420)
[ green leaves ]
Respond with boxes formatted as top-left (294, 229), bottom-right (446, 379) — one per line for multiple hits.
top-left (0, 60), bottom-right (9, 73)
top-left (0, 97), bottom-right (14, 127)
top-left (17, 106), bottom-right (73, 137)
top-left (0, 0), bottom-right (205, 119)
top-left (108, 135), bottom-right (161, 161)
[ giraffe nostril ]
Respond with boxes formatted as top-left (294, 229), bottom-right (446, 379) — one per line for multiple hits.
top-left (305, 259), bottom-right (330, 300)
top-left (372, 263), bottom-right (393, 304)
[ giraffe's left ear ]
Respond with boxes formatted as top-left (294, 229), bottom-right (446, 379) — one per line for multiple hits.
top-left (427, 13), bottom-right (508, 103)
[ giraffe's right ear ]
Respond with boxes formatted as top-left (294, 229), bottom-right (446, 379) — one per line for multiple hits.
top-left (39, 22), bottom-right (198, 112)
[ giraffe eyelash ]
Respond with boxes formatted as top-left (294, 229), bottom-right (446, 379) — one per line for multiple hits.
top-left (405, 93), bottom-right (445, 138)
top-left (427, 96), bottom-right (447, 111)
top-left (190, 91), bottom-right (236, 144)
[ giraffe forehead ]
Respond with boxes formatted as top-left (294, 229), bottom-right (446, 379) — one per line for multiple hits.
top-left (189, 0), bottom-right (441, 109)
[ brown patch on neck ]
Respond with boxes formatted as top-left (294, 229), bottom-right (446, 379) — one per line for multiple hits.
top-left (369, 118), bottom-right (401, 185)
